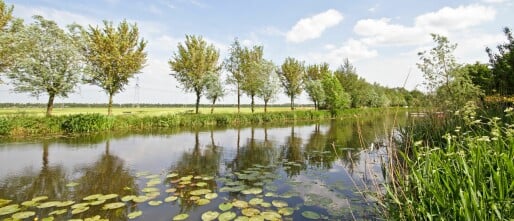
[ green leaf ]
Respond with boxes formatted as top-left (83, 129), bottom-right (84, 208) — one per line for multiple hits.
top-left (11, 211), bottom-right (36, 219)
top-left (102, 202), bottom-right (125, 210)
top-left (71, 206), bottom-right (89, 214)
top-left (232, 200), bottom-right (248, 208)
top-left (37, 201), bottom-right (61, 209)
top-left (201, 211), bottom-right (219, 221)
top-left (148, 200), bottom-right (162, 206)
top-left (278, 207), bottom-right (294, 216)
top-left (260, 211), bottom-right (281, 220)
top-left (218, 211), bottom-right (236, 221)
top-left (218, 202), bottom-right (233, 211)
top-left (196, 199), bottom-right (210, 206)
top-left (66, 182), bottom-right (80, 187)
top-left (164, 196), bottom-right (178, 202)
top-left (49, 209), bottom-right (68, 216)
top-left (127, 210), bottom-right (143, 219)
top-left (241, 208), bottom-right (260, 216)
top-left (271, 200), bottom-right (288, 208)
top-left (301, 211), bottom-right (321, 219)
top-left (0, 204), bottom-right (20, 216)
top-left (172, 213), bottom-right (189, 220)
top-left (205, 193), bottom-right (218, 200)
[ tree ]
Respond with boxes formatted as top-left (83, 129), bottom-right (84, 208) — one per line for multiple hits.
top-left (305, 63), bottom-right (329, 110)
top-left (486, 27), bottom-right (514, 96)
top-left (7, 16), bottom-right (82, 116)
top-left (321, 74), bottom-right (350, 115)
top-left (279, 57), bottom-right (305, 110)
top-left (224, 39), bottom-right (244, 113)
top-left (204, 72), bottom-right (224, 114)
top-left (461, 62), bottom-right (493, 95)
top-left (417, 34), bottom-right (481, 110)
top-left (80, 20), bottom-right (147, 115)
top-left (240, 45), bottom-right (265, 113)
top-left (169, 35), bottom-right (220, 114)
top-left (0, 0), bottom-right (22, 79)
top-left (334, 59), bottom-right (370, 108)
top-left (257, 60), bottom-right (280, 113)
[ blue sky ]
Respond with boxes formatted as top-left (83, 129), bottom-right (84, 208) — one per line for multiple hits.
top-left (1, 0), bottom-right (513, 105)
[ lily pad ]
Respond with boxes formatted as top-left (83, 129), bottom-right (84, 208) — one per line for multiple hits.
top-left (218, 211), bottom-right (236, 221)
top-left (127, 210), bottom-right (143, 219)
top-left (164, 196), bottom-right (178, 202)
top-left (11, 211), bottom-right (36, 219)
top-left (57, 201), bottom-right (75, 207)
top-left (190, 189), bottom-right (211, 196)
top-left (148, 200), bottom-right (162, 206)
top-left (218, 202), bottom-right (233, 211)
top-left (241, 208), bottom-right (260, 216)
top-left (42, 217), bottom-right (55, 221)
top-left (37, 201), bottom-right (61, 209)
top-left (166, 173), bottom-right (179, 178)
top-left (172, 213), bottom-right (189, 220)
top-left (205, 193), bottom-right (218, 200)
top-left (98, 193), bottom-right (118, 201)
top-left (49, 209), bottom-right (68, 216)
top-left (241, 188), bottom-right (262, 195)
top-left (145, 191), bottom-right (160, 198)
top-left (145, 174), bottom-right (160, 179)
top-left (133, 195), bottom-right (149, 203)
top-left (180, 175), bottom-right (193, 181)
top-left (21, 200), bottom-right (38, 207)
top-left (121, 195), bottom-right (136, 202)
top-left (89, 200), bottom-right (106, 206)
top-left (271, 200), bottom-right (288, 208)
top-left (260, 211), bottom-right (281, 220)
top-left (0, 204), bottom-right (20, 216)
top-left (260, 202), bottom-right (271, 208)
top-left (202, 176), bottom-right (214, 181)
top-left (232, 200), bottom-right (248, 208)
top-left (83, 194), bottom-right (103, 201)
top-left (278, 207), bottom-right (294, 216)
top-left (197, 199), bottom-right (210, 206)
top-left (32, 196), bottom-right (48, 202)
top-left (196, 182), bottom-right (208, 187)
top-left (189, 196), bottom-right (201, 201)
top-left (0, 199), bottom-right (12, 207)
top-left (71, 206), bottom-right (89, 214)
top-left (102, 202), bottom-right (125, 210)
top-left (235, 217), bottom-right (249, 221)
top-left (201, 211), bottom-right (219, 221)
top-left (301, 211), bottom-right (321, 220)
top-left (165, 188), bottom-right (177, 193)
top-left (248, 198), bottom-right (263, 206)
top-left (248, 216), bottom-right (264, 221)
top-left (66, 182), bottom-right (80, 187)
top-left (71, 203), bottom-right (90, 209)
top-left (146, 178), bottom-right (161, 186)
top-left (142, 187), bottom-right (159, 193)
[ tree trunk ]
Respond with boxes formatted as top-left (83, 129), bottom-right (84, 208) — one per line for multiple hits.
top-left (314, 100), bottom-right (317, 111)
top-left (251, 95), bottom-right (255, 113)
top-left (46, 94), bottom-right (55, 117)
top-left (195, 90), bottom-right (201, 114)
top-left (290, 95), bottom-right (294, 111)
top-left (264, 100), bottom-right (268, 113)
top-left (108, 93), bottom-right (114, 116)
top-left (42, 142), bottom-right (49, 167)
top-left (211, 99), bottom-right (215, 114)
top-left (237, 87), bottom-right (241, 113)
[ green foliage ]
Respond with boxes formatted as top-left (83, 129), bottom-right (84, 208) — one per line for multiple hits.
top-left (462, 62), bottom-right (494, 95)
top-left (0, 117), bottom-right (11, 135)
top-left (80, 20), bottom-right (147, 115)
top-left (204, 73), bottom-right (225, 114)
top-left (0, 0), bottom-right (22, 76)
top-left (7, 15), bottom-right (82, 116)
top-left (386, 105), bottom-right (514, 220)
top-left (279, 57), bottom-right (305, 110)
top-left (334, 59), bottom-right (372, 108)
top-left (240, 45), bottom-right (265, 113)
top-left (486, 27), bottom-right (514, 96)
top-left (257, 60), bottom-right (280, 112)
top-left (304, 63), bottom-right (330, 110)
top-left (321, 74), bottom-right (350, 115)
top-left (0, 0), bottom-right (13, 31)
top-left (224, 39), bottom-right (244, 112)
top-left (169, 35), bottom-right (220, 114)
top-left (61, 114), bottom-right (112, 133)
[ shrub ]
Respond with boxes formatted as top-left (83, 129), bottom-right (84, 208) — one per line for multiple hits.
top-left (61, 114), bottom-right (113, 133)
top-left (0, 117), bottom-right (11, 136)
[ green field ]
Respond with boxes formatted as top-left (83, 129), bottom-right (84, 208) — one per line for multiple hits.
top-left (0, 106), bottom-right (313, 116)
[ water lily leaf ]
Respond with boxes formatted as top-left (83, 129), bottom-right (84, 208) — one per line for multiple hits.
top-left (202, 176), bottom-right (214, 181)
top-left (232, 200), bottom-right (248, 208)
top-left (142, 187), bottom-right (159, 193)
top-left (278, 207), bottom-right (294, 216)
top-left (196, 182), bottom-right (208, 187)
top-left (83, 194), bottom-right (103, 201)
top-left (42, 217), bottom-right (55, 221)
top-left (164, 196), bottom-right (178, 202)
top-left (189, 189), bottom-right (211, 196)
top-left (133, 195), bottom-right (149, 203)
top-left (145, 174), bottom-right (160, 179)
top-left (71, 203), bottom-right (90, 209)
top-left (248, 216), bottom-right (264, 221)
top-left (260, 211), bottom-right (281, 220)
top-left (179, 180), bottom-right (191, 185)
top-left (205, 193), bottom-right (218, 200)
top-left (71, 206), bottom-right (89, 214)
top-left (248, 198), bottom-right (263, 206)
top-left (37, 201), bottom-right (61, 209)
top-left (66, 182), bottom-right (80, 187)
top-left (260, 202), bottom-right (271, 208)
top-left (241, 208), bottom-right (260, 216)
top-left (0, 199), bottom-right (12, 207)
top-left (21, 200), bottom-right (38, 207)
top-left (194, 176), bottom-right (203, 179)
top-left (180, 175), bottom-right (193, 181)
top-left (145, 191), bottom-right (160, 198)
top-left (166, 173), bottom-right (179, 178)
top-left (0, 204), bottom-right (20, 216)
top-left (264, 192), bottom-right (276, 197)
top-left (31, 196), bottom-right (48, 202)
top-left (196, 199), bottom-right (210, 206)
top-left (165, 188), bottom-right (177, 193)
top-left (146, 178), bottom-right (161, 186)
top-left (84, 215), bottom-right (105, 221)
top-left (99, 194), bottom-right (118, 201)
top-left (201, 211), bottom-right (219, 221)
top-left (102, 202), bottom-right (125, 210)
top-left (148, 200), bottom-right (162, 206)
top-left (234, 216), bottom-right (249, 221)
top-left (49, 209), bottom-right (68, 216)
top-left (57, 201), bottom-right (75, 207)
top-left (301, 211), bottom-right (320, 220)
top-left (89, 200), bottom-right (106, 206)
top-left (271, 200), bottom-right (288, 208)
top-left (11, 211), bottom-right (36, 219)
top-left (121, 195), bottom-right (136, 202)
top-left (218, 211), bottom-right (236, 221)
top-left (218, 202), bottom-right (233, 211)
top-left (241, 188), bottom-right (262, 195)
top-left (172, 213), bottom-right (189, 220)
top-left (127, 210), bottom-right (143, 219)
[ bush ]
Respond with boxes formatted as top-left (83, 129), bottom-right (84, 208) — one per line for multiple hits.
top-left (61, 114), bottom-right (113, 133)
top-left (0, 117), bottom-right (11, 136)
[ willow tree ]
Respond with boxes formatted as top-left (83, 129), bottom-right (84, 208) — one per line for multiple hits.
top-left (279, 57), bottom-right (305, 110)
top-left (169, 35), bottom-right (220, 114)
top-left (0, 0), bottom-right (22, 78)
top-left (204, 72), bottom-right (224, 114)
top-left (257, 60), bottom-right (280, 113)
top-left (80, 20), bottom-right (147, 115)
top-left (224, 39), bottom-right (244, 113)
top-left (305, 63), bottom-right (329, 110)
top-left (7, 16), bottom-right (82, 116)
top-left (240, 45), bottom-right (265, 113)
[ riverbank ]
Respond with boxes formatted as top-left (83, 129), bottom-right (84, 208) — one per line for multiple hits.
top-left (0, 108), bottom-right (399, 138)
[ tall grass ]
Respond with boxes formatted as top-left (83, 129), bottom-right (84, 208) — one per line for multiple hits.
top-left (384, 103), bottom-right (514, 220)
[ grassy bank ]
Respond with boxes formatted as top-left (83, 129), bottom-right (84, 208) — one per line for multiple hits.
top-left (384, 103), bottom-right (514, 220)
top-left (0, 108), bottom-right (391, 138)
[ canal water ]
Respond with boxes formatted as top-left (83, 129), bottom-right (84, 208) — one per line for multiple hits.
top-left (0, 113), bottom-right (405, 220)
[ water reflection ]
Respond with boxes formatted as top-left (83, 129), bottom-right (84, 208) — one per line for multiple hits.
top-left (0, 113), bottom-right (405, 220)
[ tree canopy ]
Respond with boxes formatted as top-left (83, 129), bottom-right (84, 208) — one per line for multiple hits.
top-left (169, 35), bottom-right (220, 114)
top-left (279, 57), bottom-right (305, 110)
top-left (486, 27), bottom-right (514, 96)
top-left (79, 20), bottom-right (147, 115)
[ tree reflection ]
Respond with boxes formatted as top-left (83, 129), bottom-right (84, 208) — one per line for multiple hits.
top-left (227, 127), bottom-right (278, 172)
top-left (280, 126), bottom-right (304, 177)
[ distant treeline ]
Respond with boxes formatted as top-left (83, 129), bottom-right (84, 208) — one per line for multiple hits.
top-left (0, 103), bottom-right (314, 108)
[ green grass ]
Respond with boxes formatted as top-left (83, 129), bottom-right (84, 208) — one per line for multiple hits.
top-left (384, 104), bottom-right (514, 220)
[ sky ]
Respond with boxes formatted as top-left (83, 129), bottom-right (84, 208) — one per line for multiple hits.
top-left (0, 0), bottom-right (513, 105)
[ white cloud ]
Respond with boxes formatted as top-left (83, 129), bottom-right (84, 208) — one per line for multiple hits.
top-left (415, 4), bottom-right (496, 32)
top-left (354, 18), bottom-right (428, 46)
top-left (482, 0), bottom-right (507, 3)
top-left (13, 4), bottom-right (99, 27)
top-left (306, 39), bottom-right (378, 66)
top-left (286, 9), bottom-right (343, 43)
top-left (368, 4), bottom-right (379, 12)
